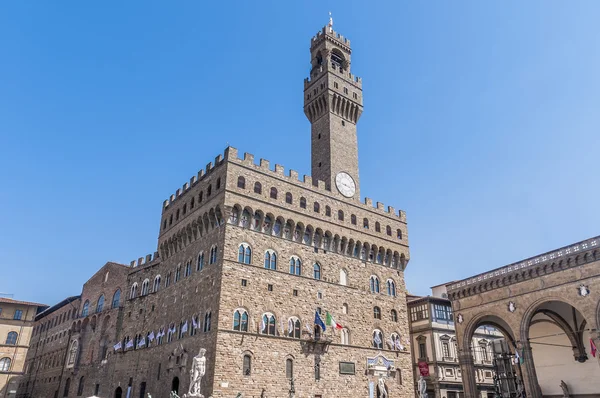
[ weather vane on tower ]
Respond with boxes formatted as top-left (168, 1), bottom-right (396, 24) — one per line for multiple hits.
top-left (328, 11), bottom-right (333, 32)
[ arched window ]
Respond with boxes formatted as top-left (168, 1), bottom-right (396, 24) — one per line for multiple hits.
top-left (338, 210), bottom-right (344, 221)
top-left (190, 197), bottom-right (195, 209)
top-left (175, 265), bottom-right (181, 282)
top-left (209, 245), bottom-right (218, 264)
top-left (341, 328), bottom-right (350, 345)
top-left (286, 192), bottom-right (293, 204)
top-left (243, 354), bottom-right (251, 376)
top-left (192, 252), bottom-right (202, 272)
top-left (386, 226), bottom-right (392, 236)
top-left (81, 300), bottom-right (90, 317)
top-left (203, 312), bottom-right (211, 332)
top-left (67, 340), bottom-right (78, 366)
top-left (153, 275), bottom-right (161, 292)
top-left (300, 197), bottom-right (306, 209)
top-left (77, 376), bottom-right (85, 396)
top-left (129, 283), bottom-right (138, 300)
top-left (314, 202), bottom-right (320, 213)
top-left (286, 358), bottom-right (294, 379)
top-left (233, 309), bottom-right (249, 332)
top-left (261, 313), bottom-right (276, 335)
top-left (112, 289), bottom-right (121, 308)
top-left (5, 332), bottom-right (17, 345)
top-left (363, 218), bottom-right (369, 229)
top-left (372, 330), bottom-right (383, 349)
top-left (63, 378), bottom-right (71, 397)
top-left (287, 317), bottom-right (301, 339)
top-left (199, 191), bottom-right (203, 203)
top-left (141, 279), bottom-right (150, 296)
top-left (375, 222), bottom-right (381, 232)
top-left (254, 182), bottom-right (262, 194)
top-left (270, 187), bottom-right (278, 199)
top-left (96, 295), bottom-right (105, 313)
top-left (391, 332), bottom-right (402, 350)
top-left (373, 306), bottom-right (381, 319)
top-left (237, 176), bottom-right (245, 189)
top-left (325, 206), bottom-right (331, 216)
top-left (313, 263), bottom-right (321, 280)
top-left (370, 276), bottom-right (380, 293)
top-left (351, 214), bottom-right (357, 225)
top-left (238, 243), bottom-right (252, 264)
top-left (342, 303), bottom-right (349, 314)
top-left (339, 269), bottom-right (348, 286)
top-left (165, 272), bottom-right (172, 287)
top-left (397, 229), bottom-right (403, 240)
top-left (185, 261), bottom-right (192, 277)
top-left (387, 279), bottom-right (396, 297)
top-left (391, 309), bottom-right (398, 322)
top-left (216, 177), bottom-right (221, 190)
top-left (264, 250), bottom-right (277, 270)
top-left (289, 256), bottom-right (302, 275)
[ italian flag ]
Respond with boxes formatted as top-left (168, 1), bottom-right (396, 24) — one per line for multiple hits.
top-left (326, 312), bottom-right (343, 330)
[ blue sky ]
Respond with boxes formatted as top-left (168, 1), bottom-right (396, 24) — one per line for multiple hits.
top-left (1, 1), bottom-right (599, 305)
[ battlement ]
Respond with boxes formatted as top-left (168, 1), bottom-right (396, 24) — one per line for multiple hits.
top-left (224, 146), bottom-right (405, 221)
top-left (163, 153), bottom-right (226, 209)
top-left (304, 70), bottom-right (362, 89)
top-left (312, 26), bottom-right (351, 48)
top-left (129, 252), bottom-right (159, 268)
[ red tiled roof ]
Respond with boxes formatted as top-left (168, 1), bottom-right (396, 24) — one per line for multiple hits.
top-left (0, 297), bottom-right (47, 307)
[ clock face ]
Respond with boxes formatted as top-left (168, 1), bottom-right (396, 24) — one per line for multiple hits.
top-left (335, 172), bottom-right (356, 198)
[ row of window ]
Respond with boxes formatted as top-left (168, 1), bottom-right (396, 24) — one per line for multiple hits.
top-left (33, 308), bottom-right (77, 336)
top-left (35, 329), bottom-right (69, 348)
top-left (129, 247), bottom-right (218, 300)
top-left (80, 289), bottom-right (121, 318)
top-left (236, 176), bottom-right (404, 239)
top-left (162, 177), bottom-right (223, 230)
top-left (0, 308), bottom-right (23, 321)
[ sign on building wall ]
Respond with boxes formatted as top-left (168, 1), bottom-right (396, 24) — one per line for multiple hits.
top-left (418, 361), bottom-right (430, 377)
top-left (339, 361), bottom-right (356, 375)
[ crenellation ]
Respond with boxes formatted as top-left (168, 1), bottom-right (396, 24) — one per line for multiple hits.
top-left (303, 175), bottom-right (313, 185)
top-left (289, 169), bottom-right (299, 180)
top-left (206, 161), bottom-right (213, 173)
top-left (215, 154), bottom-right (223, 164)
top-left (137, 257), bottom-right (144, 267)
top-left (191, 175), bottom-right (197, 185)
top-left (387, 206), bottom-right (395, 215)
top-left (243, 152), bottom-right (255, 165)
top-left (198, 169), bottom-right (205, 180)
top-left (364, 197), bottom-right (373, 207)
top-left (259, 159), bottom-right (270, 170)
top-left (145, 254), bottom-right (152, 263)
top-left (377, 202), bottom-right (384, 211)
top-left (317, 179), bottom-right (326, 190)
top-left (129, 260), bottom-right (135, 267)
top-left (169, 194), bottom-right (175, 203)
top-left (176, 188), bottom-right (181, 197)
top-left (274, 164), bottom-right (284, 175)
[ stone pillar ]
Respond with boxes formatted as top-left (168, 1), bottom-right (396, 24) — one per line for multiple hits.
top-left (520, 341), bottom-right (542, 398)
top-left (458, 350), bottom-right (478, 397)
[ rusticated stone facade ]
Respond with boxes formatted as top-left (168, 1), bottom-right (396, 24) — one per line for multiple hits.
top-left (18, 21), bottom-right (412, 398)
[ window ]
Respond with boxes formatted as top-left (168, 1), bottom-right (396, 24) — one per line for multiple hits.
top-left (112, 289), bottom-right (121, 308)
top-left (363, 218), bottom-right (369, 229)
top-left (293, 289), bottom-right (298, 296)
top-left (238, 243), bottom-right (252, 264)
top-left (387, 279), bottom-right (396, 297)
top-left (342, 303), bottom-right (348, 314)
top-left (129, 284), bottom-right (138, 300)
top-left (285, 192), bottom-right (293, 204)
top-left (314, 202), bottom-right (320, 213)
top-left (341, 328), bottom-right (350, 345)
top-left (264, 250), bottom-right (277, 270)
top-left (233, 310), bottom-right (249, 332)
top-left (442, 340), bottom-right (450, 358)
top-left (417, 336), bottom-right (427, 359)
top-left (96, 295), bottom-right (105, 312)
top-left (270, 187), bottom-right (278, 199)
top-left (313, 263), bottom-right (321, 280)
top-left (289, 256), bottom-right (302, 275)
top-left (197, 252), bottom-right (204, 271)
top-left (203, 312), bottom-right (211, 332)
top-left (386, 226), bottom-right (392, 236)
top-left (209, 246), bottom-right (218, 264)
top-left (13, 309), bottom-right (22, 320)
top-left (261, 313), bottom-right (276, 335)
top-left (338, 210), bottom-right (344, 221)
top-left (351, 214), bottom-right (357, 225)
top-left (237, 176), bottom-right (245, 189)
top-left (410, 304), bottom-right (429, 321)
top-left (241, 279), bottom-right (247, 287)
top-left (369, 276), bottom-right (380, 293)
top-left (286, 358), bottom-right (294, 379)
top-left (325, 206), bottom-right (331, 216)
top-left (5, 332), bottom-right (17, 345)
top-left (391, 309), bottom-right (398, 322)
top-left (243, 354), bottom-right (251, 376)
top-left (390, 333), bottom-right (401, 350)
top-left (81, 301), bottom-right (90, 317)
top-left (254, 182), bottom-right (262, 194)
top-left (397, 229), bottom-right (403, 240)
top-left (63, 378), bottom-right (71, 397)
top-left (165, 273), bottom-right (171, 287)
top-left (77, 376), bottom-right (84, 396)
top-left (300, 197), bottom-right (306, 209)
top-left (176, 209), bottom-right (180, 221)
top-left (152, 275), bottom-right (161, 293)
top-left (199, 191), bottom-right (203, 203)
top-left (339, 269), bottom-right (348, 286)
top-left (68, 340), bottom-right (78, 366)
top-left (434, 304), bottom-right (453, 321)
top-left (373, 306), bottom-right (381, 319)
top-left (288, 318), bottom-right (301, 338)
top-left (191, 197), bottom-right (195, 209)
top-left (372, 330), bottom-right (383, 349)
top-left (375, 222), bottom-right (381, 232)
top-left (216, 177), bottom-right (221, 190)
top-left (141, 279), bottom-right (150, 296)
top-left (175, 265), bottom-right (181, 282)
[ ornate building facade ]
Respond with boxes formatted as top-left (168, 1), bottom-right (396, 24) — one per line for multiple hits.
top-left (18, 21), bottom-right (413, 398)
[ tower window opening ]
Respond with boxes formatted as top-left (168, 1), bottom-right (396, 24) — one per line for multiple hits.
top-left (342, 120), bottom-right (345, 126)
top-left (331, 52), bottom-right (344, 70)
top-left (334, 82), bottom-right (339, 89)
top-left (344, 87), bottom-right (348, 94)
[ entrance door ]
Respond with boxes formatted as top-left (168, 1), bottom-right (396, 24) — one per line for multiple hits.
top-left (114, 387), bottom-right (122, 398)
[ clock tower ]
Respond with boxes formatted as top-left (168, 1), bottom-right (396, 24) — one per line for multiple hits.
top-left (304, 18), bottom-right (363, 199)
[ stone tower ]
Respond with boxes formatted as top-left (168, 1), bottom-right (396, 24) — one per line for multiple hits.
top-left (304, 21), bottom-right (363, 198)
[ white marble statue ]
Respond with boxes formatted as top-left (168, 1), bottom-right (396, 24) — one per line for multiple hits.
top-left (184, 348), bottom-right (207, 398)
top-left (377, 376), bottom-right (388, 398)
top-left (418, 375), bottom-right (428, 398)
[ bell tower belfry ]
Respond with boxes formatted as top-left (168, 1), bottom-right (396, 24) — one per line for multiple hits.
top-left (304, 17), bottom-right (363, 199)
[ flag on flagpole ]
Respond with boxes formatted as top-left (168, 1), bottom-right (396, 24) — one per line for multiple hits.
top-left (314, 311), bottom-right (326, 332)
top-left (148, 331), bottom-right (155, 342)
top-left (137, 338), bottom-right (146, 348)
top-left (591, 339), bottom-right (597, 358)
top-left (514, 349), bottom-right (520, 364)
top-left (520, 348), bottom-right (524, 364)
top-left (288, 319), bottom-right (293, 334)
top-left (192, 317), bottom-right (198, 329)
top-left (396, 340), bottom-right (405, 351)
top-left (125, 339), bottom-right (134, 349)
top-left (181, 321), bottom-right (188, 333)
top-left (387, 337), bottom-right (394, 349)
top-left (305, 323), bottom-right (313, 335)
top-left (113, 342), bottom-right (122, 351)
top-left (325, 312), bottom-right (343, 330)
top-left (260, 317), bottom-right (266, 333)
